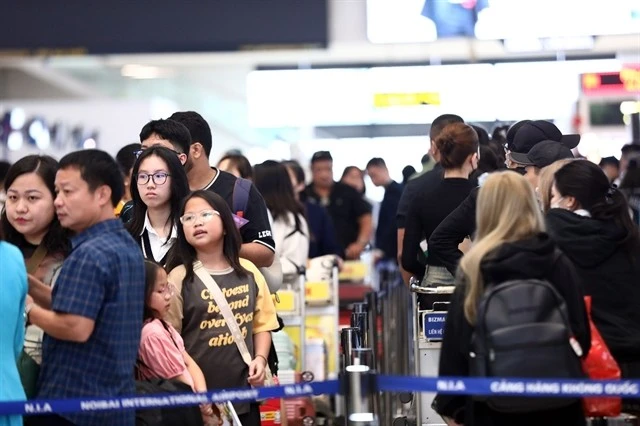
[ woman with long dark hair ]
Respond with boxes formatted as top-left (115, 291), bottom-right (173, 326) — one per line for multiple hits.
top-left (548, 160), bottom-right (640, 410)
top-left (127, 146), bottom-right (190, 265)
top-left (165, 191), bottom-right (278, 426)
top-left (1, 155), bottom-right (71, 380)
top-left (254, 160), bottom-right (309, 281)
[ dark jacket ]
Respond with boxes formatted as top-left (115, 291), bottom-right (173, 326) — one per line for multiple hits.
top-left (376, 180), bottom-right (403, 260)
top-left (546, 208), bottom-right (640, 363)
top-left (434, 233), bottom-right (590, 426)
top-left (305, 200), bottom-right (343, 259)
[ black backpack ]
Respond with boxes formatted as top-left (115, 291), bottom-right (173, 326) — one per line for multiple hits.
top-left (135, 378), bottom-right (204, 426)
top-left (470, 277), bottom-right (584, 412)
top-left (232, 177), bottom-right (282, 376)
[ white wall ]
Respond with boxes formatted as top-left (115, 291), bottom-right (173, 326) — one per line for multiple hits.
top-left (0, 99), bottom-right (155, 163)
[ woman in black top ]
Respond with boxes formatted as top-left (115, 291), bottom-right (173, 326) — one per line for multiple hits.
top-left (548, 160), bottom-right (640, 412)
top-left (402, 122), bottom-right (478, 287)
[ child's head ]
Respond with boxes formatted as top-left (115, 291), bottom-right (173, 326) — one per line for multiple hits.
top-left (143, 260), bottom-right (174, 321)
top-left (171, 190), bottom-right (247, 280)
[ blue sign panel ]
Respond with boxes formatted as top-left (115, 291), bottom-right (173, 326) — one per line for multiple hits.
top-left (424, 312), bottom-right (447, 341)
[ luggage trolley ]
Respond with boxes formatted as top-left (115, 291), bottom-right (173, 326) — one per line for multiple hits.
top-left (409, 278), bottom-right (456, 426)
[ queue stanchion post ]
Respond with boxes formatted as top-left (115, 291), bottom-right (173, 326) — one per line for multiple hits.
top-left (346, 357), bottom-right (378, 426)
top-left (351, 304), bottom-right (369, 349)
top-left (340, 327), bottom-right (361, 424)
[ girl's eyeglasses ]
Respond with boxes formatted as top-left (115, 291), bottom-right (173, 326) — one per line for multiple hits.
top-left (157, 283), bottom-right (177, 297)
top-left (179, 209), bottom-right (220, 226)
top-left (136, 172), bottom-right (170, 185)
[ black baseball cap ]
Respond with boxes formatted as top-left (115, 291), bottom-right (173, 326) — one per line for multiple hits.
top-left (508, 120), bottom-right (580, 154)
top-left (311, 151), bottom-right (333, 163)
top-left (510, 140), bottom-right (575, 168)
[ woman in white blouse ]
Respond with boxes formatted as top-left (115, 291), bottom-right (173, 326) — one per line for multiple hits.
top-left (126, 146), bottom-right (190, 266)
top-left (254, 160), bottom-right (309, 284)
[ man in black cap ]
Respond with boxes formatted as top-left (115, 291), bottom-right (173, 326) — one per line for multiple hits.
top-left (429, 121), bottom-right (578, 275)
top-left (305, 151), bottom-right (372, 259)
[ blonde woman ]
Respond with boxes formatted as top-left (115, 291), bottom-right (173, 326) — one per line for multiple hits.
top-left (433, 171), bottom-right (589, 426)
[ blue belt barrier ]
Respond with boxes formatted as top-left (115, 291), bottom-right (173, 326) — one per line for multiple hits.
top-left (377, 375), bottom-right (640, 398)
top-left (0, 380), bottom-right (339, 416)
top-left (1, 376), bottom-right (638, 416)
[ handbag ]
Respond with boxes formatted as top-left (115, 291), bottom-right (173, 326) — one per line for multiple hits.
top-left (582, 296), bottom-right (622, 417)
top-left (18, 244), bottom-right (48, 398)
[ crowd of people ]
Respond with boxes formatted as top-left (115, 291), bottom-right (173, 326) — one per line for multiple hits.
top-left (0, 109), bottom-right (639, 426)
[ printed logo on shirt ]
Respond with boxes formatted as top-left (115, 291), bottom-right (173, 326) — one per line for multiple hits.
top-left (257, 230), bottom-right (272, 239)
top-left (199, 283), bottom-right (253, 348)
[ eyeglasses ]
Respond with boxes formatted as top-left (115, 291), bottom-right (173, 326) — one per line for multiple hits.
top-left (179, 209), bottom-right (220, 226)
top-left (157, 283), bottom-right (177, 297)
top-left (134, 148), bottom-right (183, 159)
top-left (137, 172), bottom-right (170, 186)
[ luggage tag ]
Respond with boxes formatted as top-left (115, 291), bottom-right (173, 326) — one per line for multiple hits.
top-left (233, 213), bottom-right (249, 229)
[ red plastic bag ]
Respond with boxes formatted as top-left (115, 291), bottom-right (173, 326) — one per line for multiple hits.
top-left (582, 296), bottom-right (622, 417)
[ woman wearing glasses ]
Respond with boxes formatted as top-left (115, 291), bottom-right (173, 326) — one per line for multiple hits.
top-left (165, 191), bottom-right (279, 426)
top-left (127, 146), bottom-right (190, 266)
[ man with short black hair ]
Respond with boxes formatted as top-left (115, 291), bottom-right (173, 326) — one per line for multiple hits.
top-left (366, 157), bottom-right (403, 261)
top-left (27, 149), bottom-right (145, 426)
top-left (599, 156), bottom-right (620, 184)
top-left (306, 151), bottom-right (372, 259)
top-left (119, 119), bottom-right (193, 223)
top-left (139, 118), bottom-right (192, 168)
top-left (169, 111), bottom-right (275, 267)
top-left (617, 143), bottom-right (640, 186)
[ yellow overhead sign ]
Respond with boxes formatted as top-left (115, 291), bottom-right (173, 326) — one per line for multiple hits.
top-left (374, 92), bottom-right (441, 107)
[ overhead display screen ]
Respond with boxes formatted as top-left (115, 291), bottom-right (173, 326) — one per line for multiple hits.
top-left (0, 1), bottom-right (328, 55)
top-left (367, 0), bottom-right (640, 43)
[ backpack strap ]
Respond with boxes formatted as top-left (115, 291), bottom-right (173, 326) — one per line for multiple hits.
top-left (232, 178), bottom-right (252, 218)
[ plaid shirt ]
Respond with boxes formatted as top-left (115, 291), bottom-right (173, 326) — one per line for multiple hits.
top-left (38, 219), bottom-right (145, 426)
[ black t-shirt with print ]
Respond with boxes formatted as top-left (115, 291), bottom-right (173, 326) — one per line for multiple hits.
top-left (203, 168), bottom-right (275, 252)
top-left (305, 181), bottom-right (372, 252)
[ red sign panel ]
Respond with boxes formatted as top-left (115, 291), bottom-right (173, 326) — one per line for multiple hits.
top-left (581, 68), bottom-right (640, 95)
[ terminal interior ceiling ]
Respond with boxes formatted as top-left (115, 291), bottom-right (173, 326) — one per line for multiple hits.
top-left (0, 0), bottom-right (638, 184)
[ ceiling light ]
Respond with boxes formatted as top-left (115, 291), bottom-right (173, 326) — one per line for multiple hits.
top-left (121, 64), bottom-right (175, 79)
top-left (83, 138), bottom-right (96, 149)
top-left (7, 131), bottom-right (23, 151)
top-left (9, 108), bottom-right (26, 130)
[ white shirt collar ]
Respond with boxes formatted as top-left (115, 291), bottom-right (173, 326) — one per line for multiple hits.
top-left (141, 212), bottom-right (177, 242)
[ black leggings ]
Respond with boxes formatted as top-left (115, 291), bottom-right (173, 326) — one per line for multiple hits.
top-left (238, 403), bottom-right (261, 426)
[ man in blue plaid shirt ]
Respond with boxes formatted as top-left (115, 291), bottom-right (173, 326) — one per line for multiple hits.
top-left (26, 150), bottom-right (145, 426)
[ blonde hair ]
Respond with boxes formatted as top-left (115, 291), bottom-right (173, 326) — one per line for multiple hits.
top-left (461, 171), bottom-right (545, 324)
top-left (537, 159), bottom-right (575, 213)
